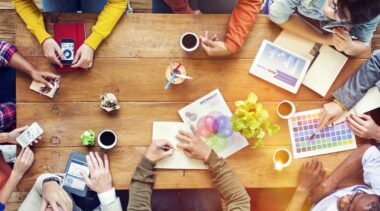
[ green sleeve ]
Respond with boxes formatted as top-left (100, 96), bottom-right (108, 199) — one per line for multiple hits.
top-left (206, 150), bottom-right (251, 211)
top-left (127, 156), bottom-right (156, 211)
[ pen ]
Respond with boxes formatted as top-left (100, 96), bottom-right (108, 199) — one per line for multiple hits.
top-left (155, 143), bottom-right (172, 151)
top-left (176, 74), bottom-right (192, 80)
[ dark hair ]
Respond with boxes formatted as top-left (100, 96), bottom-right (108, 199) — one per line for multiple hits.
top-left (368, 196), bottom-right (380, 211)
top-left (337, 0), bottom-right (380, 24)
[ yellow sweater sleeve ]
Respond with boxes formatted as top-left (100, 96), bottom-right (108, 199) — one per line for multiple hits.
top-left (85, 0), bottom-right (127, 50)
top-left (12, 0), bottom-right (52, 44)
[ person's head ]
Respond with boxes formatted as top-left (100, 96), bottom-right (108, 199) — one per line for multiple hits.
top-left (337, 190), bottom-right (380, 211)
top-left (323, 0), bottom-right (380, 24)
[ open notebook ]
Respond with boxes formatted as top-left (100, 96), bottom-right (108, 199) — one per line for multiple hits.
top-left (335, 87), bottom-right (380, 124)
top-left (274, 31), bottom-right (348, 97)
top-left (152, 121), bottom-right (208, 169)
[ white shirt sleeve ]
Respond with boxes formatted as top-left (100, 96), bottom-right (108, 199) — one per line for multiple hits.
top-left (362, 146), bottom-right (380, 195)
top-left (97, 187), bottom-right (117, 206)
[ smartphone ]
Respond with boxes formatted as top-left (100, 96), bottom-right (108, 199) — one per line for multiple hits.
top-left (63, 152), bottom-right (89, 197)
top-left (16, 122), bottom-right (44, 148)
top-left (61, 39), bottom-right (75, 65)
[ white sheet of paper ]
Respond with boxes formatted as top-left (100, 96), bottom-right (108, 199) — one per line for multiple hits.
top-left (302, 45), bottom-right (347, 97)
top-left (335, 87), bottom-right (380, 124)
top-left (30, 80), bottom-right (59, 98)
top-left (152, 121), bottom-right (208, 169)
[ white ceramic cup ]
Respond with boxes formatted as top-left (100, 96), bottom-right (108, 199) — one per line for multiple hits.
top-left (276, 100), bottom-right (296, 119)
top-left (180, 32), bottom-right (199, 52)
top-left (97, 129), bottom-right (117, 150)
top-left (273, 148), bottom-right (293, 171)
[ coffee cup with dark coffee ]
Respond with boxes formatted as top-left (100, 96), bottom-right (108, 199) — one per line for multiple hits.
top-left (180, 32), bottom-right (199, 52)
top-left (97, 129), bottom-right (117, 150)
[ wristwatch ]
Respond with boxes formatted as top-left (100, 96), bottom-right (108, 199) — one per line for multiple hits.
top-left (42, 177), bottom-right (61, 185)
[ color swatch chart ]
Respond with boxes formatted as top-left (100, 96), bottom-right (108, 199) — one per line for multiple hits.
top-left (288, 109), bottom-right (357, 159)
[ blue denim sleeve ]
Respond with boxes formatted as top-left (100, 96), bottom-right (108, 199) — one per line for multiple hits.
top-left (269, 0), bottom-right (301, 24)
top-left (350, 16), bottom-right (380, 45)
top-left (333, 50), bottom-right (380, 110)
top-left (0, 203), bottom-right (5, 211)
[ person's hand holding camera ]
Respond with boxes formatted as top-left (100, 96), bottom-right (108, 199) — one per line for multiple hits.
top-left (176, 126), bottom-right (211, 162)
top-left (71, 43), bottom-right (94, 69)
top-left (42, 38), bottom-right (64, 68)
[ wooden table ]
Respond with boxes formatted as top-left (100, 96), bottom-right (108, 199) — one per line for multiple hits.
top-left (15, 13), bottom-right (369, 191)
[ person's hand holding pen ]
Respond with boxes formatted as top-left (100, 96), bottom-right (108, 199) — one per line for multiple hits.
top-left (145, 140), bottom-right (174, 162)
top-left (318, 101), bottom-right (346, 130)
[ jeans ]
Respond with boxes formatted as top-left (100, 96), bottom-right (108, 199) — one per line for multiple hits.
top-left (0, 66), bottom-right (16, 103)
top-left (152, 0), bottom-right (236, 14)
top-left (42, 0), bottom-right (108, 13)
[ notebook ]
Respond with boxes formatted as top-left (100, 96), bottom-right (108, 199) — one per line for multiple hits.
top-left (274, 31), bottom-right (348, 97)
top-left (54, 23), bottom-right (86, 73)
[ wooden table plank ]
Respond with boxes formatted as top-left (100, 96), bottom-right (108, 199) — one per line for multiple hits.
top-left (16, 58), bottom-right (365, 103)
top-left (17, 146), bottom-right (356, 191)
top-left (17, 101), bottom-right (332, 147)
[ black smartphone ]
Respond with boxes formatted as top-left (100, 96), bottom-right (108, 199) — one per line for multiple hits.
top-left (61, 38), bottom-right (75, 65)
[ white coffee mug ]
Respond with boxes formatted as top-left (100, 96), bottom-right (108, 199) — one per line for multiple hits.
top-left (273, 148), bottom-right (292, 171)
top-left (97, 129), bottom-right (117, 150)
top-left (180, 32), bottom-right (199, 52)
top-left (276, 100), bottom-right (296, 119)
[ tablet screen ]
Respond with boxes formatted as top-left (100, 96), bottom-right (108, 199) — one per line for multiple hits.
top-left (64, 160), bottom-right (89, 191)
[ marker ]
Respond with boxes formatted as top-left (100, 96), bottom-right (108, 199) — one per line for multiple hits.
top-left (155, 143), bottom-right (172, 151)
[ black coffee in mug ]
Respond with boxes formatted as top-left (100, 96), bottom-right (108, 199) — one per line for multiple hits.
top-left (182, 34), bottom-right (198, 49)
top-left (100, 131), bottom-right (116, 146)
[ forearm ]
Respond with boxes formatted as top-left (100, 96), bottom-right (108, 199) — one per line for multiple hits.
top-left (343, 40), bottom-right (369, 56)
top-left (0, 171), bottom-right (23, 204)
top-left (85, 0), bottom-right (127, 50)
top-left (12, 0), bottom-right (51, 44)
top-left (0, 133), bottom-right (10, 144)
top-left (8, 52), bottom-right (36, 77)
top-left (163, 0), bottom-right (193, 13)
top-left (278, 15), bottom-right (330, 45)
top-left (224, 0), bottom-right (261, 54)
top-left (127, 156), bottom-right (155, 211)
top-left (285, 188), bottom-right (309, 211)
top-left (206, 151), bottom-right (250, 211)
top-left (324, 144), bottom-right (371, 188)
top-left (333, 52), bottom-right (380, 110)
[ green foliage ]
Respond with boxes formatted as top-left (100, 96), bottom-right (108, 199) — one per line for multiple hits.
top-left (81, 129), bottom-right (95, 146)
top-left (231, 93), bottom-right (280, 147)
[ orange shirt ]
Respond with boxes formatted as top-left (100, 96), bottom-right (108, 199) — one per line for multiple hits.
top-left (164, 0), bottom-right (262, 54)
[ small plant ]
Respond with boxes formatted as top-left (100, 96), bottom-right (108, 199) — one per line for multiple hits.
top-left (81, 129), bottom-right (95, 146)
top-left (231, 93), bottom-right (280, 147)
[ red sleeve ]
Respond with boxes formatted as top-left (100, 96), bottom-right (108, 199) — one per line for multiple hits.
top-left (224, 0), bottom-right (262, 54)
top-left (164, 0), bottom-right (193, 14)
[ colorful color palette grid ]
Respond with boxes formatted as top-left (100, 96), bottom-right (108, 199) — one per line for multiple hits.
top-left (288, 109), bottom-right (357, 159)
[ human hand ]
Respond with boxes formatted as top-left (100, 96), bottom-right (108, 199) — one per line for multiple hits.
top-left (31, 71), bottom-right (59, 89)
top-left (145, 139), bottom-right (174, 162)
top-left (318, 101), bottom-right (345, 130)
top-left (176, 126), bottom-right (211, 162)
top-left (80, 152), bottom-right (113, 194)
top-left (13, 147), bottom-right (34, 177)
top-left (311, 178), bottom-right (337, 204)
top-left (199, 31), bottom-right (232, 57)
top-left (5, 125), bottom-right (41, 145)
top-left (296, 157), bottom-right (325, 194)
top-left (41, 181), bottom-right (73, 211)
top-left (332, 28), bottom-right (353, 52)
top-left (71, 43), bottom-right (94, 69)
top-left (347, 114), bottom-right (380, 140)
top-left (42, 38), bottom-right (64, 68)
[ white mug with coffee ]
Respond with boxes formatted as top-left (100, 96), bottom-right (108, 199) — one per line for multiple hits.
top-left (180, 32), bottom-right (199, 52)
top-left (98, 129), bottom-right (117, 150)
top-left (273, 148), bottom-right (292, 171)
top-left (276, 100), bottom-right (296, 119)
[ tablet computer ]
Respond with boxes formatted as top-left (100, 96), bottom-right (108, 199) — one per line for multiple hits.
top-left (63, 151), bottom-right (89, 197)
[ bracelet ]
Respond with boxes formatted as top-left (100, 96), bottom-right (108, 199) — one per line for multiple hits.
top-left (42, 177), bottom-right (61, 185)
top-left (333, 99), bottom-right (348, 111)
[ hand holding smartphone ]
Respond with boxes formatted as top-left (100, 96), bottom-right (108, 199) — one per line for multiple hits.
top-left (61, 39), bottom-right (75, 65)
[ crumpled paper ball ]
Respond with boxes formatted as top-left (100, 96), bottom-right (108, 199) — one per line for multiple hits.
top-left (100, 93), bottom-right (120, 112)
top-left (81, 129), bottom-right (95, 146)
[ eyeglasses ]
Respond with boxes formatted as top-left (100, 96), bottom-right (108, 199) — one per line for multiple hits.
top-left (342, 190), bottom-right (363, 211)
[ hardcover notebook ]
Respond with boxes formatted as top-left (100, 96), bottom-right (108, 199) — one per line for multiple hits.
top-left (54, 23), bottom-right (86, 73)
